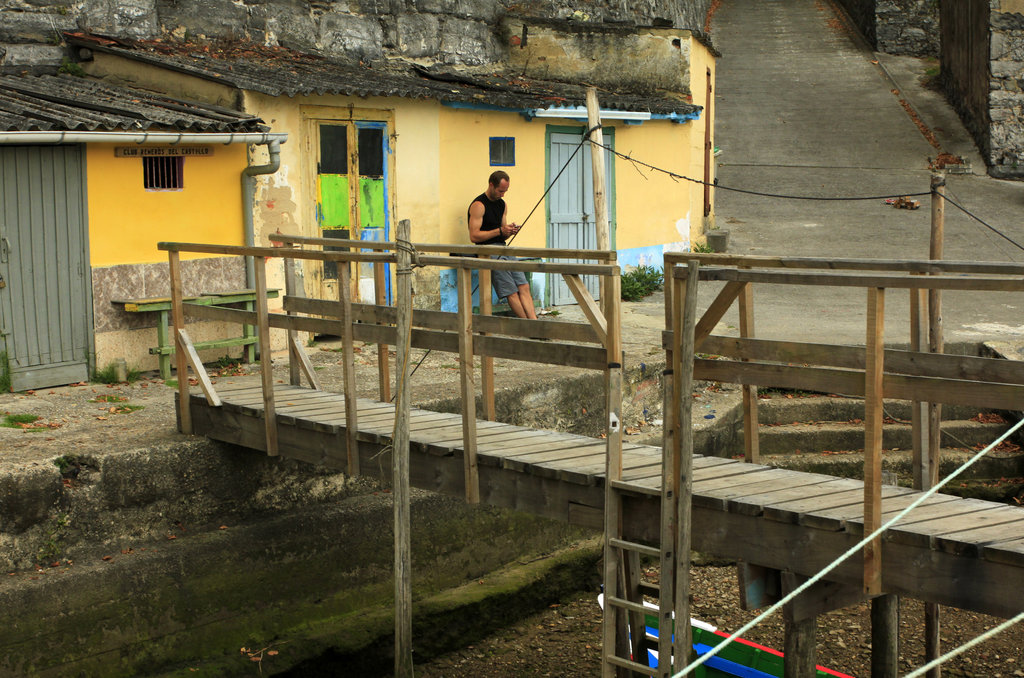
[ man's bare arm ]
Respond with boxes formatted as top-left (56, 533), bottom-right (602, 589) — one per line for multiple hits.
top-left (468, 200), bottom-right (509, 243)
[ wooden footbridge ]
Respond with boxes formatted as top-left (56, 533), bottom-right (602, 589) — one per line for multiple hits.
top-left (159, 232), bottom-right (1024, 677)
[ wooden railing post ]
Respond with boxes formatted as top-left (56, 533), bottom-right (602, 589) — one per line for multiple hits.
top-left (393, 218), bottom-right (413, 678)
top-left (283, 253), bottom-right (301, 387)
top-left (457, 265), bottom-right (480, 503)
top-left (339, 258), bottom-right (359, 475)
top-left (864, 287), bottom-right (885, 594)
top-left (600, 267), bottom-right (624, 677)
top-left (168, 250), bottom-right (191, 434)
top-left (738, 279), bottom-right (759, 463)
top-left (925, 171), bottom-right (946, 678)
top-left (374, 253), bottom-right (392, 403)
top-left (672, 262), bottom-right (698, 671)
top-left (254, 255), bottom-right (278, 456)
top-left (479, 256), bottom-right (496, 421)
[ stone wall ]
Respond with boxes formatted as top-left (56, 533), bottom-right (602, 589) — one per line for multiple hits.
top-left (989, 7), bottom-right (1024, 178)
top-left (832, 0), bottom-right (938, 56)
top-left (0, 0), bottom-right (713, 67)
top-left (875, 0), bottom-right (939, 56)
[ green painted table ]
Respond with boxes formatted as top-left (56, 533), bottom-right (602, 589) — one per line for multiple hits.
top-left (111, 289), bottom-right (280, 379)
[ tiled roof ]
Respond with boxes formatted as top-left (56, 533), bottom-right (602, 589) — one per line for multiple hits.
top-left (64, 33), bottom-right (701, 117)
top-left (0, 71), bottom-right (269, 132)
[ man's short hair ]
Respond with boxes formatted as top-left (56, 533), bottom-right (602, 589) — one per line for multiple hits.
top-left (488, 170), bottom-right (510, 187)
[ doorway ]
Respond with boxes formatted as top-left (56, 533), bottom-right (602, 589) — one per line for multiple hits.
top-left (0, 145), bottom-right (93, 390)
top-left (545, 126), bottom-right (615, 306)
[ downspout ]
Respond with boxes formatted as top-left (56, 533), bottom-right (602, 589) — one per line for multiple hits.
top-left (242, 139), bottom-right (284, 290)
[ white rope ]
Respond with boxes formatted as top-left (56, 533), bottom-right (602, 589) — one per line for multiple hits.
top-left (903, 608), bottom-right (1024, 677)
top-left (671, 414), bottom-right (1024, 678)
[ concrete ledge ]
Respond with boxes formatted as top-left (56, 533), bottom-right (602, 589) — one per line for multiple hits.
top-left (0, 484), bottom-right (595, 677)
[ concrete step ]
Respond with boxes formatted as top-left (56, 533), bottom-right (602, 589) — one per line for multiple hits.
top-left (763, 446), bottom-right (1024, 500)
top-left (755, 396), bottom-right (994, 425)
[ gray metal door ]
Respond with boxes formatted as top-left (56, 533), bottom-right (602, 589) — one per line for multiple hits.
top-left (547, 131), bottom-right (613, 306)
top-left (0, 146), bottom-right (92, 390)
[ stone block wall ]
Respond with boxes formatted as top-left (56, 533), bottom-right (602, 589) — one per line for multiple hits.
top-left (989, 7), bottom-right (1024, 178)
top-left (0, 0), bottom-right (713, 67)
top-left (875, 0), bottom-right (939, 56)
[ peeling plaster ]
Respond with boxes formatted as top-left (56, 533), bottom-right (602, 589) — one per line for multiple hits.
top-left (673, 214), bottom-right (692, 251)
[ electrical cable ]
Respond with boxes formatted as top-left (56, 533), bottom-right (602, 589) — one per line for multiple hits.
top-left (671, 414), bottom-right (1024, 678)
top-left (941, 193), bottom-right (1024, 253)
top-left (590, 140), bottom-right (932, 202)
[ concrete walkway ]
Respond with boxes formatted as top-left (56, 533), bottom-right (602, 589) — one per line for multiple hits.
top-left (705, 0), bottom-right (1024, 347)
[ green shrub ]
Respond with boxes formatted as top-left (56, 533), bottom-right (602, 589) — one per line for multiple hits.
top-left (620, 265), bottom-right (664, 301)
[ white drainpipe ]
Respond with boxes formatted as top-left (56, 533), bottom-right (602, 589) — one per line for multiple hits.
top-left (0, 130), bottom-right (289, 291)
top-left (242, 139), bottom-right (284, 290)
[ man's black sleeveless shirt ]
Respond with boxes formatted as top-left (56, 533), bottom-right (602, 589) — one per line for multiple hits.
top-left (469, 192), bottom-right (506, 246)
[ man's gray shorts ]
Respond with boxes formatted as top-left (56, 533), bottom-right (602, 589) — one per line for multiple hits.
top-left (492, 255), bottom-right (528, 300)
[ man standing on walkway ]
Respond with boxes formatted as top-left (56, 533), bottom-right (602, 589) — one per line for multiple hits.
top-left (467, 170), bottom-right (537, 319)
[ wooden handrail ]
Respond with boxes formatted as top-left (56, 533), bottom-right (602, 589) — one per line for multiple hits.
top-left (267, 233), bottom-right (618, 262)
top-left (666, 252), bottom-right (1024, 276)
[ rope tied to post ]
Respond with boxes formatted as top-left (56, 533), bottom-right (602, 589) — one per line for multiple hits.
top-left (394, 237), bottom-right (424, 274)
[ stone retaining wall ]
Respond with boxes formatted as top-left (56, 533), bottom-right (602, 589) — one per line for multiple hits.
top-left (0, 0), bottom-right (713, 67)
top-left (989, 8), bottom-right (1024, 178)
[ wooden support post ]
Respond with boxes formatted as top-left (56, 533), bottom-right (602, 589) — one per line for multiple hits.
top-left (169, 251), bottom-right (191, 434)
top-left (738, 280), bottom-right (759, 463)
top-left (872, 591), bottom-right (900, 678)
top-left (374, 255), bottom-right (392, 403)
top-left (927, 171), bottom-right (945, 490)
top-left (783, 605), bottom-right (818, 677)
top-left (586, 87), bottom-right (610, 303)
top-left (782, 571), bottom-right (817, 678)
top-left (910, 284), bottom-right (930, 489)
top-left (283, 255), bottom-right (301, 387)
top-left (457, 266), bottom-right (480, 504)
top-left (479, 257), bottom-right (496, 421)
top-left (339, 259), bottom-right (359, 475)
top-left (926, 171), bottom-right (946, 678)
top-left (393, 218), bottom-right (414, 678)
top-left (863, 287), bottom-right (885, 595)
top-left (672, 261), bottom-right (698, 672)
top-left (586, 88), bottom-right (609, 253)
top-left (658, 267), bottom-right (678, 677)
top-left (254, 256), bottom-right (278, 456)
top-left (600, 267), bottom-right (623, 678)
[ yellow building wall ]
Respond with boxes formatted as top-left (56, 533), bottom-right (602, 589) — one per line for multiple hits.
top-left (438, 107), bottom-right (699, 255)
top-left (688, 35), bottom-right (718, 240)
top-left (612, 120), bottom-right (696, 252)
top-left (438, 108), bottom-right (549, 250)
top-left (86, 142), bottom-right (248, 266)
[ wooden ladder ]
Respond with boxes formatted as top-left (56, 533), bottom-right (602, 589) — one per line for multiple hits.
top-left (601, 261), bottom-right (698, 677)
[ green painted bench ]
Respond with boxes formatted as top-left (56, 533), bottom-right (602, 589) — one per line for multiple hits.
top-left (111, 289), bottom-right (279, 380)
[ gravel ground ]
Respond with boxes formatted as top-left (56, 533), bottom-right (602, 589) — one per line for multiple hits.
top-left (416, 564), bottom-right (1024, 677)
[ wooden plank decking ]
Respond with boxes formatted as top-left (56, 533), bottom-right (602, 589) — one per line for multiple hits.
top-left (187, 380), bottom-right (1024, 620)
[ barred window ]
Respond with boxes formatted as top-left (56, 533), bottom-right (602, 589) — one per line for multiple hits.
top-left (143, 157), bottom-right (184, 190)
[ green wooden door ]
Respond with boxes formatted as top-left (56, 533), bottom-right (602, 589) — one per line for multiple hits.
top-left (316, 121), bottom-right (390, 298)
top-left (0, 145), bottom-right (92, 390)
